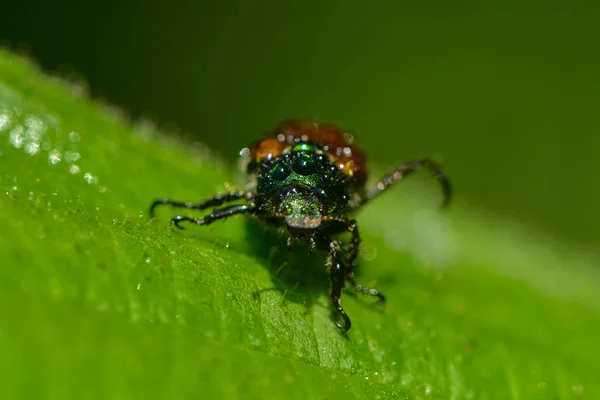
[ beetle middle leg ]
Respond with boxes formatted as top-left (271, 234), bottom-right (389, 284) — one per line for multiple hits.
top-left (150, 191), bottom-right (254, 217)
top-left (344, 219), bottom-right (385, 302)
top-left (317, 235), bottom-right (351, 332)
top-left (324, 217), bottom-right (386, 302)
top-left (345, 274), bottom-right (385, 302)
top-left (171, 204), bottom-right (255, 229)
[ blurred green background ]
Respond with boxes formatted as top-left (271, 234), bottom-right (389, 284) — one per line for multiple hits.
top-left (3, 0), bottom-right (600, 247)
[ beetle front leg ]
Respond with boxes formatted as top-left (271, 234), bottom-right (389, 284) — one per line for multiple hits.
top-left (326, 239), bottom-right (351, 332)
top-left (344, 220), bottom-right (385, 302)
top-left (171, 204), bottom-right (255, 229)
top-left (150, 191), bottom-right (254, 217)
top-left (346, 274), bottom-right (385, 302)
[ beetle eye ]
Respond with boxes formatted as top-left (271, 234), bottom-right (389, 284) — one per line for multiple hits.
top-left (294, 153), bottom-right (318, 176)
top-left (271, 163), bottom-right (291, 180)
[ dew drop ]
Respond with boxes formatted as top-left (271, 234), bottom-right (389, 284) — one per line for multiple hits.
top-left (84, 172), bottom-right (98, 184)
top-left (25, 142), bottom-right (40, 155)
top-left (9, 126), bottom-right (24, 148)
top-left (537, 382), bottom-right (547, 392)
top-left (68, 131), bottom-right (81, 143)
top-left (48, 149), bottom-right (62, 164)
top-left (145, 257), bottom-right (151, 264)
top-left (0, 112), bottom-right (12, 132)
top-left (69, 165), bottom-right (80, 175)
top-left (24, 115), bottom-right (45, 145)
top-left (130, 301), bottom-right (140, 322)
top-left (360, 243), bottom-right (378, 261)
top-left (64, 151), bottom-right (80, 162)
top-left (572, 383), bottom-right (583, 394)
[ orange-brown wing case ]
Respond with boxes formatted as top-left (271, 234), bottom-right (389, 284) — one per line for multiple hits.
top-left (246, 120), bottom-right (368, 183)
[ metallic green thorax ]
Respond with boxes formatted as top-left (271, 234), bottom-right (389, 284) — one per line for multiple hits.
top-left (253, 142), bottom-right (350, 230)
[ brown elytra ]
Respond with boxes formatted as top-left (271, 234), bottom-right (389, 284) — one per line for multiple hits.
top-left (247, 120), bottom-right (368, 183)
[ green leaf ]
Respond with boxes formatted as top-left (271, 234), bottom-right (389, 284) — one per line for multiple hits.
top-left (0, 49), bottom-right (598, 399)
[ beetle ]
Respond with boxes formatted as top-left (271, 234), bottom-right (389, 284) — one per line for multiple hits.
top-left (150, 120), bottom-right (450, 332)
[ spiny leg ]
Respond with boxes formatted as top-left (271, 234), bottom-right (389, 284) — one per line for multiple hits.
top-left (321, 237), bottom-right (351, 332)
top-left (364, 158), bottom-right (451, 208)
top-left (346, 274), bottom-right (385, 302)
top-left (343, 219), bottom-right (386, 302)
top-left (322, 217), bottom-right (385, 302)
top-left (344, 219), bottom-right (361, 268)
top-left (171, 204), bottom-right (255, 229)
top-left (150, 191), bottom-right (254, 217)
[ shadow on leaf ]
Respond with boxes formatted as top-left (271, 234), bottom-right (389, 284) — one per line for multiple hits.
top-left (244, 219), bottom-right (330, 310)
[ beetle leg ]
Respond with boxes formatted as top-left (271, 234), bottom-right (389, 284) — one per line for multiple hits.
top-left (343, 220), bottom-right (386, 302)
top-left (320, 238), bottom-right (351, 332)
top-left (150, 191), bottom-right (255, 217)
top-left (171, 204), bottom-right (255, 229)
top-left (330, 257), bottom-right (351, 332)
top-left (345, 273), bottom-right (386, 302)
top-left (363, 158), bottom-right (451, 208)
top-left (308, 236), bottom-right (317, 255)
top-left (344, 219), bottom-right (361, 268)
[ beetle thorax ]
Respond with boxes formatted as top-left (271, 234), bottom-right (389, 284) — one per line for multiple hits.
top-left (254, 143), bottom-right (350, 229)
